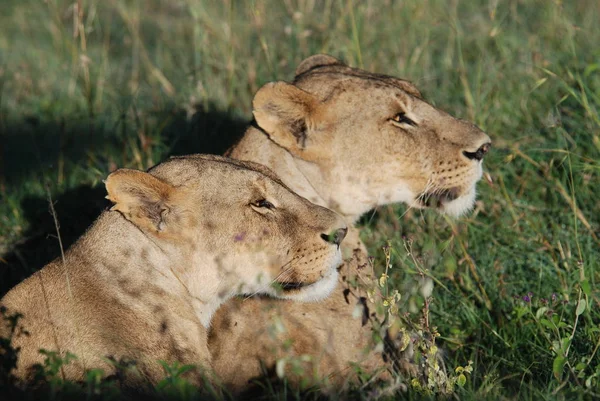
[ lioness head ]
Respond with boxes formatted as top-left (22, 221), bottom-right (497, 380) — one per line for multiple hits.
top-left (251, 55), bottom-right (491, 219)
top-left (105, 155), bottom-right (347, 313)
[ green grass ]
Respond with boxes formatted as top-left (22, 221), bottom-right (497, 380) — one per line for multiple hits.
top-left (1, 0), bottom-right (599, 399)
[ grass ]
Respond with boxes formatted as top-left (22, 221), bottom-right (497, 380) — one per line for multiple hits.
top-left (1, 0), bottom-right (599, 399)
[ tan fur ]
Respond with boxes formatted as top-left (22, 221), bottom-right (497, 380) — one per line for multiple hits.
top-left (0, 154), bottom-right (347, 390)
top-left (211, 55), bottom-right (491, 390)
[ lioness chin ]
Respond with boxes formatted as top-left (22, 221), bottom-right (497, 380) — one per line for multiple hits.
top-left (209, 55), bottom-right (491, 391)
top-left (0, 154), bottom-right (346, 390)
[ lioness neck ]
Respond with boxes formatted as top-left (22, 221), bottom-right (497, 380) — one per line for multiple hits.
top-left (74, 212), bottom-right (229, 328)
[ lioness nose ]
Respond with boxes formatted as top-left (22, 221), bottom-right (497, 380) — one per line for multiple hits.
top-left (463, 143), bottom-right (491, 161)
top-left (321, 227), bottom-right (347, 246)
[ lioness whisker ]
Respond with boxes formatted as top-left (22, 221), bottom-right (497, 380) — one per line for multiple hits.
top-left (242, 259), bottom-right (296, 301)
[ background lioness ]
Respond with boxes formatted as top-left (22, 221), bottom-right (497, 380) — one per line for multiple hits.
top-left (0, 154), bottom-right (346, 389)
top-left (209, 55), bottom-right (491, 390)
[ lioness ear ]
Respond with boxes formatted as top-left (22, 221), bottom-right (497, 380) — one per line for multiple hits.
top-left (295, 54), bottom-right (343, 76)
top-left (253, 81), bottom-right (323, 154)
top-left (105, 169), bottom-right (176, 234)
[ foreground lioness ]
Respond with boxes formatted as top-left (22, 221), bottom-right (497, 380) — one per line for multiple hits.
top-left (0, 154), bottom-right (347, 388)
top-left (209, 55), bottom-right (491, 389)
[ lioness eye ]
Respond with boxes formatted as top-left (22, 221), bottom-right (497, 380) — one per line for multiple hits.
top-left (391, 112), bottom-right (417, 126)
top-left (254, 199), bottom-right (275, 209)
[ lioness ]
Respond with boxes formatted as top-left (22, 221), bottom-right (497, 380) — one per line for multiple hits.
top-left (209, 55), bottom-right (491, 390)
top-left (0, 154), bottom-right (347, 389)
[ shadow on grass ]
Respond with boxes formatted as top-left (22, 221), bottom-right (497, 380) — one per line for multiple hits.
top-left (1, 105), bottom-right (248, 187)
top-left (0, 186), bottom-right (109, 298)
top-left (0, 107), bottom-right (248, 298)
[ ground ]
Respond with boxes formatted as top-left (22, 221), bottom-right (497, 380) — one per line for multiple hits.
top-left (0, 1), bottom-right (599, 400)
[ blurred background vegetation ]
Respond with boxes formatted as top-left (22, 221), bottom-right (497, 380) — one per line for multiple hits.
top-left (0, 0), bottom-right (599, 399)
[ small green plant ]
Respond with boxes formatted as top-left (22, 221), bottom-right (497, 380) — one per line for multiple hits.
top-left (359, 241), bottom-right (475, 397)
top-left (32, 349), bottom-right (79, 397)
top-left (0, 306), bottom-right (24, 388)
top-left (83, 368), bottom-right (120, 400)
top-left (156, 361), bottom-right (213, 401)
top-left (512, 289), bottom-right (600, 392)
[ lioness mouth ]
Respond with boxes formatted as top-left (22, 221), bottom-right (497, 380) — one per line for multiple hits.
top-left (420, 187), bottom-right (460, 208)
top-left (278, 281), bottom-right (309, 291)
